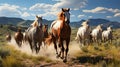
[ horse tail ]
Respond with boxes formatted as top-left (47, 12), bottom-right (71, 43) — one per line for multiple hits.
top-left (45, 33), bottom-right (53, 45)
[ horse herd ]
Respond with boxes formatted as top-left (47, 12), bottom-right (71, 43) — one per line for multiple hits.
top-left (76, 21), bottom-right (112, 46)
top-left (5, 8), bottom-right (113, 62)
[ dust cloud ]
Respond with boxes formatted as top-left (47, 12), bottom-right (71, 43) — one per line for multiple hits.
top-left (8, 37), bottom-right (81, 61)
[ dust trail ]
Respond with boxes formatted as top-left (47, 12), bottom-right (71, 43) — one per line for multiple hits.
top-left (8, 37), bottom-right (81, 61)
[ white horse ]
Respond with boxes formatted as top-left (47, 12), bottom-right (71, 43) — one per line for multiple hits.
top-left (91, 24), bottom-right (103, 44)
top-left (102, 26), bottom-right (112, 43)
top-left (75, 20), bottom-right (91, 46)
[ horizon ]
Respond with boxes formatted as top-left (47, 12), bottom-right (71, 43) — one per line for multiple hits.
top-left (0, 0), bottom-right (120, 22)
top-left (0, 16), bottom-right (120, 23)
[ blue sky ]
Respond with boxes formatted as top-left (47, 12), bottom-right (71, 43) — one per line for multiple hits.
top-left (0, 0), bottom-right (120, 22)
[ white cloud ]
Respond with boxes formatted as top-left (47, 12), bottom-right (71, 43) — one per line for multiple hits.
top-left (78, 15), bottom-right (85, 18)
top-left (21, 12), bottom-right (30, 17)
top-left (28, 0), bottom-right (87, 20)
top-left (0, 4), bottom-right (21, 17)
top-left (106, 16), bottom-right (112, 18)
top-left (88, 16), bottom-right (93, 18)
top-left (0, 3), bottom-right (31, 19)
top-left (83, 7), bottom-right (120, 14)
top-left (114, 13), bottom-right (120, 17)
top-left (53, 0), bottom-right (87, 10)
top-left (29, 3), bottom-right (53, 12)
top-left (83, 7), bottom-right (106, 13)
top-left (71, 14), bottom-right (75, 17)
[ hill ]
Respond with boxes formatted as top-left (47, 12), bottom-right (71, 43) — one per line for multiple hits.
top-left (0, 17), bottom-right (120, 28)
top-left (70, 19), bottom-right (120, 28)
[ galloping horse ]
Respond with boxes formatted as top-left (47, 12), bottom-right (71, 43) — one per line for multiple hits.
top-left (102, 26), bottom-right (112, 43)
top-left (46, 8), bottom-right (71, 62)
top-left (24, 16), bottom-right (44, 53)
top-left (14, 28), bottom-right (23, 47)
top-left (91, 24), bottom-right (103, 44)
top-left (75, 20), bottom-right (91, 46)
top-left (6, 33), bottom-right (11, 42)
top-left (42, 24), bottom-right (49, 46)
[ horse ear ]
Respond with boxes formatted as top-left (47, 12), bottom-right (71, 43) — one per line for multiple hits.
top-left (36, 15), bottom-right (39, 18)
top-left (67, 8), bottom-right (70, 11)
top-left (62, 8), bottom-right (65, 12)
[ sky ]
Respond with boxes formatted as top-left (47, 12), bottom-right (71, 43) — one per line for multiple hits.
top-left (0, 0), bottom-right (120, 22)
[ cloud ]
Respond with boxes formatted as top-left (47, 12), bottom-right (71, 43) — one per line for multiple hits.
top-left (0, 4), bottom-right (21, 17)
top-left (83, 7), bottom-right (120, 14)
top-left (83, 7), bottom-right (106, 13)
top-left (114, 13), bottom-right (120, 17)
top-left (78, 15), bottom-right (85, 18)
top-left (53, 0), bottom-right (87, 10)
top-left (106, 16), bottom-right (112, 18)
top-left (21, 12), bottom-right (30, 17)
top-left (71, 14), bottom-right (75, 17)
top-left (0, 3), bottom-right (31, 19)
top-left (29, 3), bottom-right (53, 12)
top-left (88, 16), bottom-right (93, 18)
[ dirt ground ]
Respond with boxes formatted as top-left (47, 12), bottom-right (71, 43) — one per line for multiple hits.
top-left (8, 37), bottom-right (88, 67)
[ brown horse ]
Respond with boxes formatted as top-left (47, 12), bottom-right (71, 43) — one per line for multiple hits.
top-left (14, 28), bottom-right (23, 47)
top-left (24, 16), bottom-right (44, 53)
top-left (6, 33), bottom-right (11, 42)
top-left (46, 8), bottom-right (71, 62)
top-left (42, 24), bottom-right (49, 46)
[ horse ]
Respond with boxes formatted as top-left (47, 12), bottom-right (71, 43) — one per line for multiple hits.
top-left (14, 28), bottom-right (23, 47)
top-left (42, 24), bottom-right (49, 47)
top-left (6, 33), bottom-right (11, 42)
top-left (91, 24), bottom-right (103, 44)
top-left (24, 15), bottom-right (44, 53)
top-left (102, 26), bottom-right (112, 43)
top-left (46, 8), bottom-right (71, 62)
top-left (75, 20), bottom-right (91, 46)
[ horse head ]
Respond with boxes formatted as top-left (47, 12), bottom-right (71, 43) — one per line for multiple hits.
top-left (18, 28), bottom-right (22, 32)
top-left (31, 15), bottom-right (42, 27)
top-left (96, 24), bottom-right (103, 31)
top-left (107, 26), bottom-right (112, 31)
top-left (58, 8), bottom-right (70, 23)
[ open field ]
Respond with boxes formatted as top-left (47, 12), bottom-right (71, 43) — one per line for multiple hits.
top-left (0, 25), bottom-right (120, 67)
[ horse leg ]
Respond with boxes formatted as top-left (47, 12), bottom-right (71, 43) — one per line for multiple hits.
top-left (37, 41), bottom-right (42, 53)
top-left (63, 38), bottom-right (70, 63)
top-left (29, 40), bottom-right (33, 52)
top-left (34, 41), bottom-right (38, 54)
top-left (53, 38), bottom-right (58, 57)
top-left (79, 36), bottom-right (83, 47)
top-left (58, 39), bottom-right (64, 59)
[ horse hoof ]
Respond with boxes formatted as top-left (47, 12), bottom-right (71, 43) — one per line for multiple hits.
top-left (60, 57), bottom-right (64, 59)
top-left (56, 55), bottom-right (59, 58)
top-left (63, 59), bottom-right (67, 63)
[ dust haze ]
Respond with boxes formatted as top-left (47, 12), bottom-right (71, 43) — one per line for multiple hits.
top-left (8, 37), bottom-right (81, 61)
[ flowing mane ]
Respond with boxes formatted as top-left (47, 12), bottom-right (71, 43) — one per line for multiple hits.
top-left (57, 11), bottom-right (65, 21)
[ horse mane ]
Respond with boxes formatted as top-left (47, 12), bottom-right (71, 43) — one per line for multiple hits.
top-left (107, 26), bottom-right (112, 31)
top-left (31, 21), bottom-right (39, 27)
top-left (81, 20), bottom-right (89, 26)
top-left (57, 11), bottom-right (65, 21)
top-left (96, 25), bottom-right (102, 29)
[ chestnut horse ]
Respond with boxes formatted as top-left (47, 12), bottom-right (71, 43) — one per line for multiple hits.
top-left (6, 33), bottom-right (11, 42)
top-left (14, 28), bottom-right (23, 47)
top-left (46, 8), bottom-right (71, 62)
top-left (24, 16), bottom-right (44, 53)
top-left (42, 24), bottom-right (49, 46)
